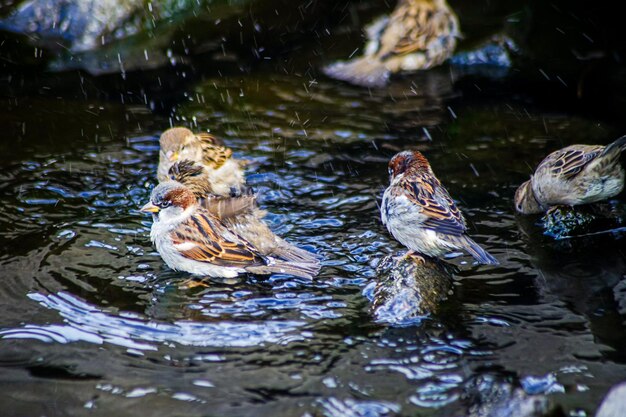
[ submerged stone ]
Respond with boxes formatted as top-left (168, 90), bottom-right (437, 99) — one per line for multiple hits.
top-left (460, 375), bottom-right (563, 417)
top-left (0, 0), bottom-right (144, 52)
top-left (371, 253), bottom-right (453, 325)
top-left (540, 203), bottom-right (625, 240)
top-left (450, 34), bottom-right (518, 79)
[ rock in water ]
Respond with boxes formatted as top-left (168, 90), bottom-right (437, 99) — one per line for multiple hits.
top-left (449, 34), bottom-right (518, 79)
top-left (371, 253), bottom-right (453, 325)
top-left (461, 375), bottom-right (563, 417)
top-left (541, 203), bottom-right (625, 240)
top-left (596, 382), bottom-right (626, 417)
top-left (0, 0), bottom-right (141, 52)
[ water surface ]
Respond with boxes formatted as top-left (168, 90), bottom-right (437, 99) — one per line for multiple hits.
top-left (2, 2), bottom-right (626, 416)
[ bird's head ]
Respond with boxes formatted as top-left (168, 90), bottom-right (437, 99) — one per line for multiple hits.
top-left (387, 150), bottom-right (432, 181)
top-left (159, 127), bottom-right (204, 165)
top-left (514, 179), bottom-right (544, 214)
top-left (140, 181), bottom-right (197, 222)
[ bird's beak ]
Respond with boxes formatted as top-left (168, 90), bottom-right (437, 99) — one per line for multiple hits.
top-left (168, 151), bottom-right (179, 162)
top-left (140, 202), bottom-right (160, 213)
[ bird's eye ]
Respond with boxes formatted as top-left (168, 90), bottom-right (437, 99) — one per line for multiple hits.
top-left (388, 168), bottom-right (393, 177)
top-left (161, 200), bottom-right (171, 208)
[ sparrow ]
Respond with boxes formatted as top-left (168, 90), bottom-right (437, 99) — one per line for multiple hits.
top-left (323, 0), bottom-right (460, 88)
top-left (157, 127), bottom-right (246, 197)
top-left (140, 181), bottom-right (321, 279)
top-left (381, 150), bottom-right (498, 265)
top-left (515, 135), bottom-right (626, 214)
top-left (167, 160), bottom-right (321, 265)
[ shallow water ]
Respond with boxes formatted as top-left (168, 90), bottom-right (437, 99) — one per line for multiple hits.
top-left (2, 2), bottom-right (626, 415)
top-left (1, 66), bottom-right (625, 416)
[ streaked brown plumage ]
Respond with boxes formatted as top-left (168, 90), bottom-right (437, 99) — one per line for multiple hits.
top-left (141, 181), bottom-right (320, 279)
top-left (381, 150), bottom-right (498, 265)
top-left (168, 160), bottom-right (321, 266)
top-left (324, 0), bottom-right (460, 87)
top-left (515, 136), bottom-right (626, 214)
top-left (172, 208), bottom-right (262, 268)
top-left (157, 127), bottom-right (246, 196)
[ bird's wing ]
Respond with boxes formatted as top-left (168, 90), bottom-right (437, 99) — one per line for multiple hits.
top-left (196, 132), bottom-right (225, 146)
top-left (200, 194), bottom-right (258, 219)
top-left (378, 0), bottom-right (457, 58)
top-left (171, 210), bottom-right (265, 267)
top-left (169, 159), bottom-right (205, 182)
top-left (200, 143), bottom-right (233, 169)
top-left (401, 173), bottom-right (467, 235)
top-left (541, 146), bottom-right (603, 179)
top-left (169, 159), bottom-right (256, 214)
top-left (194, 132), bottom-right (233, 169)
top-left (168, 159), bottom-right (214, 197)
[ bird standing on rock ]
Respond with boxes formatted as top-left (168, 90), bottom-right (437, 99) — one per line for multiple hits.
top-left (381, 150), bottom-right (498, 265)
top-left (324, 0), bottom-right (460, 88)
top-left (157, 127), bottom-right (246, 197)
top-left (515, 136), bottom-right (626, 214)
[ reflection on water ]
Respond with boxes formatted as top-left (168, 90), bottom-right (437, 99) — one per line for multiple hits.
top-left (0, 292), bottom-right (308, 349)
top-left (320, 397), bottom-right (400, 417)
top-left (0, 68), bottom-right (625, 416)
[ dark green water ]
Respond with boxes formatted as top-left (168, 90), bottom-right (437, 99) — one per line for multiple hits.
top-left (1, 1), bottom-right (626, 416)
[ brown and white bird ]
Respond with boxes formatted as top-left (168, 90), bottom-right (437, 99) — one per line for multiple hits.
top-left (167, 159), bottom-right (257, 219)
top-left (140, 181), bottom-right (320, 279)
top-left (381, 150), bottom-right (498, 265)
top-left (323, 0), bottom-right (460, 88)
top-left (157, 127), bottom-right (246, 196)
top-left (515, 136), bottom-right (626, 214)
top-left (167, 160), bottom-right (321, 266)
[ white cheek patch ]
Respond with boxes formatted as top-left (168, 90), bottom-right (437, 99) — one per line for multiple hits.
top-left (173, 242), bottom-right (197, 251)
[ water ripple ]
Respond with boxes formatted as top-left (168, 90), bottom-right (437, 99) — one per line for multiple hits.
top-left (319, 397), bottom-right (401, 417)
top-left (0, 292), bottom-right (308, 350)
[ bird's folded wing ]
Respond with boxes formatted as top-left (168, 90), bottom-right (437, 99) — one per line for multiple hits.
top-left (196, 132), bottom-right (224, 146)
top-left (171, 211), bottom-right (264, 267)
top-left (541, 146), bottom-right (602, 179)
top-left (168, 159), bottom-right (205, 181)
top-left (168, 159), bottom-right (215, 197)
top-left (381, 2), bottom-right (455, 57)
top-left (403, 175), bottom-right (466, 235)
top-left (200, 143), bottom-right (233, 169)
top-left (194, 132), bottom-right (233, 169)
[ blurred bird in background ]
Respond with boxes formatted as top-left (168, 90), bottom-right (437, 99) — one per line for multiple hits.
top-left (324, 0), bottom-right (460, 88)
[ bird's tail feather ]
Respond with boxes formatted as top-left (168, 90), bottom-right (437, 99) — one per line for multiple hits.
top-left (271, 238), bottom-right (322, 264)
top-left (601, 135), bottom-right (626, 160)
top-left (323, 57), bottom-right (390, 88)
top-left (448, 235), bottom-right (498, 265)
top-left (246, 258), bottom-right (321, 280)
top-left (589, 135), bottom-right (626, 173)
